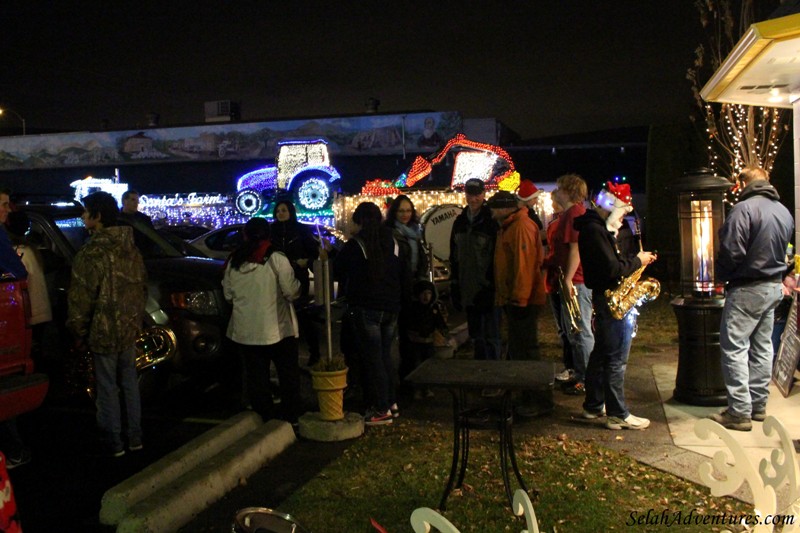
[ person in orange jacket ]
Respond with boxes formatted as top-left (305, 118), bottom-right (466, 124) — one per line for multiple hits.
top-left (488, 190), bottom-right (546, 359)
top-left (488, 190), bottom-right (550, 417)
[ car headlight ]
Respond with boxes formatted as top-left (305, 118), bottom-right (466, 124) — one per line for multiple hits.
top-left (170, 291), bottom-right (220, 315)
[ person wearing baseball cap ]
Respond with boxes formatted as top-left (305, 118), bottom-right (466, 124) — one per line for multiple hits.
top-left (574, 181), bottom-right (657, 430)
top-left (449, 178), bottom-right (501, 362)
top-left (489, 190), bottom-right (550, 417)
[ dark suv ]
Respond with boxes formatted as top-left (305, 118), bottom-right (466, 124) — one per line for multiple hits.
top-left (17, 201), bottom-right (231, 392)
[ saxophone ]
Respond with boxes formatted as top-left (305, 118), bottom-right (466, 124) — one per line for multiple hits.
top-left (604, 264), bottom-right (661, 320)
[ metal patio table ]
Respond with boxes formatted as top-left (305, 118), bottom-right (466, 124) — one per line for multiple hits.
top-left (406, 358), bottom-right (555, 510)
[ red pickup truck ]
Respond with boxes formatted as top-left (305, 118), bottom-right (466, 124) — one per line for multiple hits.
top-left (0, 277), bottom-right (48, 422)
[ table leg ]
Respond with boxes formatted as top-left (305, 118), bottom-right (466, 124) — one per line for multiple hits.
top-left (439, 389), bottom-right (463, 510)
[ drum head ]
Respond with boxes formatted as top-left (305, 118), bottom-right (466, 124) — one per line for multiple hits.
top-left (421, 204), bottom-right (461, 262)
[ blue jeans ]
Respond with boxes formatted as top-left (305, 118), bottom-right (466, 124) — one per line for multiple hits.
top-left (466, 306), bottom-right (502, 360)
top-left (583, 291), bottom-right (633, 419)
top-left (94, 346), bottom-right (141, 450)
top-left (349, 307), bottom-right (399, 413)
top-left (720, 281), bottom-right (783, 418)
top-left (560, 284), bottom-right (595, 382)
top-left (549, 294), bottom-right (573, 370)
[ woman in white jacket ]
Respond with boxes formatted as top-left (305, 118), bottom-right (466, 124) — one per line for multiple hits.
top-left (223, 217), bottom-right (302, 423)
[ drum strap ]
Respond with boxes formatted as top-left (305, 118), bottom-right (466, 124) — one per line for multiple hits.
top-left (353, 236), bottom-right (399, 259)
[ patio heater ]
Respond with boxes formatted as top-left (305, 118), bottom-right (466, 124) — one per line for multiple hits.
top-left (672, 168), bottom-right (731, 406)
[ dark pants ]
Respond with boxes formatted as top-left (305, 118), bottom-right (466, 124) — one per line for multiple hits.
top-left (349, 306), bottom-right (398, 413)
top-left (583, 291), bottom-right (634, 419)
top-left (239, 337), bottom-right (301, 423)
top-left (297, 306), bottom-right (321, 366)
top-left (504, 304), bottom-right (540, 361)
top-left (466, 306), bottom-right (502, 360)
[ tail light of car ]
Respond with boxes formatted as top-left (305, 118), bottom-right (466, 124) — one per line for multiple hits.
top-left (169, 290), bottom-right (220, 316)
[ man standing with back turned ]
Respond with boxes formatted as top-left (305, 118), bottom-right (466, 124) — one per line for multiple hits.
top-left (711, 166), bottom-right (793, 431)
top-left (67, 191), bottom-right (148, 456)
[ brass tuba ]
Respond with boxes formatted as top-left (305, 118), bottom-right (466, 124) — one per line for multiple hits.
top-left (557, 267), bottom-right (582, 334)
top-left (68, 325), bottom-right (177, 398)
top-left (604, 264), bottom-right (661, 320)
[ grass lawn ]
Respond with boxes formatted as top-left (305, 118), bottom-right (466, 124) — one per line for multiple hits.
top-left (280, 419), bottom-right (750, 532)
top-left (280, 293), bottom-right (754, 531)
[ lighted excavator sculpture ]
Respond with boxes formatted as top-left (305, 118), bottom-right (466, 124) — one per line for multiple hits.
top-left (360, 133), bottom-right (521, 195)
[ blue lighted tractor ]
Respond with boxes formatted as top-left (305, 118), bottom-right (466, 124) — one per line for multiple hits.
top-left (234, 139), bottom-right (341, 219)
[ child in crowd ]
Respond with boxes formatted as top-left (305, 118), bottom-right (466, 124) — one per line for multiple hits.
top-left (405, 280), bottom-right (449, 399)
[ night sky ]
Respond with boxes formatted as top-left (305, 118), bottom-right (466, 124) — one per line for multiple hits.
top-left (2, 1), bottom-right (705, 140)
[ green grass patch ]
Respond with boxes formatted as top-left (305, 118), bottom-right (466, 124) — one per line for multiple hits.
top-left (279, 419), bottom-right (749, 532)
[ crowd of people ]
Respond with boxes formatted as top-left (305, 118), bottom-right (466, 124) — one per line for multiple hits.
top-left (0, 163), bottom-right (794, 468)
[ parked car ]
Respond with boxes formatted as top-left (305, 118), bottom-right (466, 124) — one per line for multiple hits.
top-left (16, 200), bottom-right (232, 395)
top-left (189, 222), bottom-right (343, 261)
top-left (155, 224), bottom-right (212, 241)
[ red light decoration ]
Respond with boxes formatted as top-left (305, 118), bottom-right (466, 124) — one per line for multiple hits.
top-left (360, 179), bottom-right (401, 196)
top-left (405, 133), bottom-right (516, 187)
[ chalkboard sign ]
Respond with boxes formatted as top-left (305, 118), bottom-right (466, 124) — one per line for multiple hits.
top-left (773, 292), bottom-right (800, 397)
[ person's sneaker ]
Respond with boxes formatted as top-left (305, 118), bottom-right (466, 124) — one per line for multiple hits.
top-left (606, 414), bottom-right (650, 430)
top-left (110, 446), bottom-right (126, 458)
top-left (709, 410), bottom-right (752, 431)
top-left (581, 406), bottom-right (606, 419)
top-left (562, 382), bottom-right (585, 395)
top-left (129, 442), bottom-right (143, 452)
top-left (555, 368), bottom-right (575, 382)
top-left (365, 410), bottom-right (393, 426)
top-left (752, 410), bottom-right (767, 422)
top-left (390, 403), bottom-right (400, 418)
top-left (5, 448), bottom-right (32, 470)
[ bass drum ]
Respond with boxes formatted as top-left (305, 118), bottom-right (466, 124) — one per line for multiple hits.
top-left (420, 204), bottom-right (461, 262)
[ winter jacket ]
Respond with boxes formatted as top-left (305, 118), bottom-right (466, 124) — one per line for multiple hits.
top-left (0, 227), bottom-right (26, 280)
top-left (333, 229), bottom-right (409, 312)
top-left (67, 226), bottom-right (147, 354)
top-left (717, 179), bottom-right (794, 284)
top-left (449, 203), bottom-right (498, 309)
top-left (223, 250), bottom-right (301, 345)
top-left (15, 244), bottom-right (51, 325)
top-left (270, 219), bottom-right (319, 298)
top-left (494, 207), bottom-right (546, 307)
top-left (574, 209), bottom-right (641, 292)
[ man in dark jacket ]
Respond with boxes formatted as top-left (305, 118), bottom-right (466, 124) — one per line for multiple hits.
top-left (67, 191), bottom-right (148, 456)
top-left (576, 182), bottom-right (656, 430)
top-left (449, 178), bottom-right (501, 360)
top-left (710, 167), bottom-right (794, 431)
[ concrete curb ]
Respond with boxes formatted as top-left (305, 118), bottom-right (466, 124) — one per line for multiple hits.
top-left (100, 411), bottom-right (263, 526)
top-left (116, 419), bottom-right (296, 533)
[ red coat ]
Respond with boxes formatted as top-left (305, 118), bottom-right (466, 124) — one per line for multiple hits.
top-left (494, 208), bottom-right (546, 307)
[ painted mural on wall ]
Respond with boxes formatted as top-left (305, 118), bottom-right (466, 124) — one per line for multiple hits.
top-left (0, 112), bottom-right (462, 171)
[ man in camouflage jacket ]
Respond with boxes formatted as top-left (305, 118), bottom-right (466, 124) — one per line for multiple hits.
top-left (67, 191), bottom-right (147, 457)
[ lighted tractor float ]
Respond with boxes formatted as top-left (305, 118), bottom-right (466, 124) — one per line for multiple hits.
top-left (337, 134), bottom-right (528, 289)
top-left (235, 138), bottom-right (341, 221)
